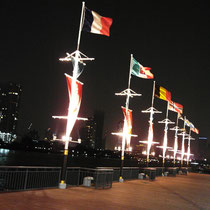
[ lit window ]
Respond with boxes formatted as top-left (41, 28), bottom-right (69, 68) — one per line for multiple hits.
top-left (8, 92), bottom-right (18, 95)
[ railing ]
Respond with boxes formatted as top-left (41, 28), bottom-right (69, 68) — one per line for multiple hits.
top-left (0, 166), bottom-right (113, 192)
top-left (0, 166), bottom-right (61, 191)
top-left (1, 166), bottom-right (188, 192)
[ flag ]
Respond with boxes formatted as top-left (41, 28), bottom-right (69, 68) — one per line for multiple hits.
top-left (184, 119), bottom-right (194, 128)
top-left (83, 7), bottom-right (113, 36)
top-left (65, 73), bottom-right (83, 136)
top-left (190, 127), bottom-right (199, 134)
top-left (178, 115), bottom-right (195, 130)
top-left (131, 57), bottom-right (154, 79)
top-left (122, 106), bottom-right (132, 146)
top-left (168, 101), bottom-right (183, 114)
top-left (184, 119), bottom-right (191, 127)
top-left (122, 107), bottom-right (132, 135)
top-left (178, 113), bottom-right (184, 120)
top-left (155, 84), bottom-right (171, 102)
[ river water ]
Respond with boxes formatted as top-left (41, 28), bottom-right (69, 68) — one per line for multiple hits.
top-left (0, 149), bottom-right (139, 168)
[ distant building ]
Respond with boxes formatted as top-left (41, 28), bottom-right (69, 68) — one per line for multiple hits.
top-left (80, 117), bottom-right (96, 149)
top-left (0, 82), bottom-right (22, 143)
top-left (94, 110), bottom-right (105, 150)
top-left (80, 110), bottom-right (105, 149)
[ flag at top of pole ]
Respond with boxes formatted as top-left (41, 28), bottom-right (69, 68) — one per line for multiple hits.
top-left (76, 2), bottom-right (113, 51)
top-left (190, 127), bottom-right (199, 134)
top-left (168, 101), bottom-right (183, 114)
top-left (82, 7), bottom-right (113, 36)
top-left (131, 57), bottom-right (154, 79)
top-left (155, 84), bottom-right (172, 102)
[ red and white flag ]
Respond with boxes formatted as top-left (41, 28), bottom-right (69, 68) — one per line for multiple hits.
top-left (168, 101), bottom-right (183, 114)
top-left (65, 73), bottom-right (83, 136)
top-left (122, 106), bottom-right (133, 146)
top-left (190, 127), bottom-right (199, 134)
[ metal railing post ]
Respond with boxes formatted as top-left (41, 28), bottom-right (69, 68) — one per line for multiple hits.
top-left (24, 169), bottom-right (28, 190)
top-left (77, 168), bottom-right (80, 186)
top-left (58, 168), bottom-right (62, 187)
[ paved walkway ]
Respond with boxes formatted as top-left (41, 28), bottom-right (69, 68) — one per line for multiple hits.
top-left (0, 173), bottom-right (210, 210)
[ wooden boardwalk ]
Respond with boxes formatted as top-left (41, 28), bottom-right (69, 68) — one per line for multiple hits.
top-left (0, 173), bottom-right (210, 210)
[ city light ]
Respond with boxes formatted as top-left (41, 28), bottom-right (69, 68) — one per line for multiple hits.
top-left (142, 150), bottom-right (146, 155)
top-left (126, 147), bottom-right (132, 152)
top-left (62, 136), bottom-right (67, 141)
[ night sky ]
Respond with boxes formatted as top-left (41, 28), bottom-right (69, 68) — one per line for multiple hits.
top-left (1, 1), bottom-right (209, 150)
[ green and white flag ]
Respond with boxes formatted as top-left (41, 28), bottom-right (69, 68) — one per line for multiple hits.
top-left (131, 58), bottom-right (154, 79)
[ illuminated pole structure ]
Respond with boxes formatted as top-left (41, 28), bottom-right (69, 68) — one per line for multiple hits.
top-left (186, 129), bottom-right (194, 166)
top-left (140, 81), bottom-right (161, 167)
top-left (169, 114), bottom-right (181, 166)
top-left (112, 54), bottom-right (141, 182)
top-left (52, 2), bottom-right (94, 189)
top-left (178, 116), bottom-right (187, 167)
top-left (157, 101), bottom-right (174, 167)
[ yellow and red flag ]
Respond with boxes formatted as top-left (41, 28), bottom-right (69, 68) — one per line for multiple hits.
top-left (155, 84), bottom-right (171, 102)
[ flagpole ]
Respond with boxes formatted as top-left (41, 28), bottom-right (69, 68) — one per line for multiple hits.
top-left (176, 113), bottom-right (179, 127)
top-left (187, 129), bottom-right (192, 166)
top-left (151, 81), bottom-right (155, 108)
top-left (166, 101), bottom-right (169, 119)
top-left (173, 113), bottom-right (179, 166)
top-left (56, 2), bottom-right (95, 189)
top-left (125, 54), bottom-right (133, 109)
top-left (119, 54), bottom-right (133, 182)
top-left (77, 2), bottom-right (85, 51)
top-left (162, 101), bottom-right (169, 167)
top-left (127, 54), bottom-right (133, 90)
top-left (146, 81), bottom-right (155, 166)
top-left (113, 54), bottom-right (141, 182)
top-left (157, 100), bottom-right (175, 167)
top-left (141, 80), bottom-right (162, 167)
top-left (124, 53), bottom-right (133, 150)
top-left (181, 116), bottom-right (186, 167)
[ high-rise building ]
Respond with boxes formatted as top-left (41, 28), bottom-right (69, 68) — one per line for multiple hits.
top-left (80, 110), bottom-right (105, 149)
top-left (0, 82), bottom-right (22, 143)
top-left (80, 117), bottom-right (96, 149)
top-left (94, 110), bottom-right (105, 150)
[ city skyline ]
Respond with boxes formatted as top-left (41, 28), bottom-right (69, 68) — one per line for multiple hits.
top-left (1, 1), bottom-right (209, 151)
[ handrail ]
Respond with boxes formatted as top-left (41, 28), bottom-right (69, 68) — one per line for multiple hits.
top-left (0, 166), bottom-right (61, 169)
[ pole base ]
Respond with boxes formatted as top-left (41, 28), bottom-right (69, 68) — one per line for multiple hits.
top-left (59, 182), bottom-right (67, 189)
top-left (119, 177), bottom-right (124, 183)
